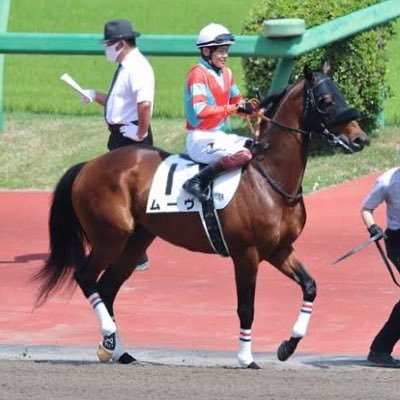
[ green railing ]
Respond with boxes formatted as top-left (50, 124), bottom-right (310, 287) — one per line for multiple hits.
top-left (0, 0), bottom-right (399, 130)
top-left (0, 0), bottom-right (11, 130)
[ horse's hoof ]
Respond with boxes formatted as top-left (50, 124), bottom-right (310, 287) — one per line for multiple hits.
top-left (118, 352), bottom-right (137, 364)
top-left (277, 340), bottom-right (292, 361)
top-left (277, 337), bottom-right (300, 361)
top-left (247, 361), bottom-right (261, 370)
top-left (96, 332), bottom-right (116, 363)
top-left (96, 342), bottom-right (113, 363)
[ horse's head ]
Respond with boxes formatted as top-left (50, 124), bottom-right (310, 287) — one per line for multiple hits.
top-left (302, 61), bottom-right (368, 153)
top-left (250, 62), bottom-right (368, 202)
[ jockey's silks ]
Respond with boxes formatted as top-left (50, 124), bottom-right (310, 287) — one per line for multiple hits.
top-left (184, 58), bottom-right (242, 131)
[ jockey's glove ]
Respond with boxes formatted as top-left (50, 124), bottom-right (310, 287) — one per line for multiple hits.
top-left (237, 101), bottom-right (255, 115)
top-left (79, 89), bottom-right (96, 105)
top-left (368, 224), bottom-right (384, 239)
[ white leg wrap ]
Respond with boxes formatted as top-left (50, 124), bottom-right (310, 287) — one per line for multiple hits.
top-left (292, 301), bottom-right (313, 338)
top-left (88, 293), bottom-right (116, 337)
top-left (237, 329), bottom-right (254, 367)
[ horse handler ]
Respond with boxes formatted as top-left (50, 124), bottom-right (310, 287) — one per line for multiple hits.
top-left (361, 167), bottom-right (400, 368)
top-left (79, 18), bottom-right (155, 271)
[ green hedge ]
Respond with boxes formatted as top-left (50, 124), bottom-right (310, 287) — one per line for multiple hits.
top-left (5, 0), bottom-right (254, 118)
top-left (242, 0), bottom-right (396, 131)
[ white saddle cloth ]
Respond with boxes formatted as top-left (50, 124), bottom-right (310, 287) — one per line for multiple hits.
top-left (146, 154), bottom-right (242, 213)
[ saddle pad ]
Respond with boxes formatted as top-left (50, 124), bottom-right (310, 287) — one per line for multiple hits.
top-left (146, 154), bottom-right (241, 213)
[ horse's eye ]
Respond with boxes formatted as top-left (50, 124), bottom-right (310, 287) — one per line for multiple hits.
top-left (318, 95), bottom-right (335, 109)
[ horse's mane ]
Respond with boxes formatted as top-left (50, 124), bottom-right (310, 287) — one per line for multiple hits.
top-left (259, 75), bottom-right (305, 118)
top-left (259, 88), bottom-right (288, 117)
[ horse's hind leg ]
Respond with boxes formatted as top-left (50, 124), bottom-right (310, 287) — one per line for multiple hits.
top-left (73, 234), bottom-right (129, 363)
top-left (72, 218), bottom-right (134, 361)
top-left (233, 249), bottom-right (261, 369)
top-left (269, 248), bottom-right (317, 361)
top-left (96, 225), bottom-right (156, 364)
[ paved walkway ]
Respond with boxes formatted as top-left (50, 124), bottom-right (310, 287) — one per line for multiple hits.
top-left (0, 173), bottom-right (398, 363)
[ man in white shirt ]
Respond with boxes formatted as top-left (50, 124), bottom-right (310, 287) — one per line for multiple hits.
top-left (81, 18), bottom-right (155, 270)
top-left (361, 167), bottom-right (400, 368)
top-left (81, 18), bottom-right (155, 149)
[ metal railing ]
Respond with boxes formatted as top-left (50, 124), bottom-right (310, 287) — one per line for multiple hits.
top-left (0, 0), bottom-right (399, 130)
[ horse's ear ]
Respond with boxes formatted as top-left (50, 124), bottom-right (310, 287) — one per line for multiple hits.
top-left (323, 59), bottom-right (331, 75)
top-left (303, 64), bottom-right (313, 81)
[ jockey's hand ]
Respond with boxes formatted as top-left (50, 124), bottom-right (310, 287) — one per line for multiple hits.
top-left (237, 101), bottom-right (255, 115)
top-left (79, 89), bottom-right (96, 105)
top-left (368, 224), bottom-right (384, 239)
top-left (120, 123), bottom-right (147, 142)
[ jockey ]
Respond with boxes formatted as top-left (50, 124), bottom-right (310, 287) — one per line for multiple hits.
top-left (182, 23), bottom-right (255, 202)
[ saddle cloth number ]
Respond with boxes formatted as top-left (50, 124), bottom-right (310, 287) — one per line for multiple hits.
top-left (146, 154), bottom-right (241, 214)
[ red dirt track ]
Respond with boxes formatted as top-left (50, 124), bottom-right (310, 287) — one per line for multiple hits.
top-left (0, 173), bottom-right (398, 358)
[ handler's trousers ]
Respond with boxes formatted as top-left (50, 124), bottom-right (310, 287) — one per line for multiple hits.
top-left (370, 228), bottom-right (400, 354)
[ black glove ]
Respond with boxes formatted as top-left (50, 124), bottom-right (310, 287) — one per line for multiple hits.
top-left (368, 224), bottom-right (384, 238)
top-left (237, 102), bottom-right (254, 115)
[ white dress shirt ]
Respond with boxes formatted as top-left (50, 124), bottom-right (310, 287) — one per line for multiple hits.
top-left (363, 167), bottom-right (400, 230)
top-left (105, 47), bottom-right (154, 125)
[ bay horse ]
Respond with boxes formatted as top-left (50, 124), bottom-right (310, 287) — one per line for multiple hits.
top-left (34, 63), bottom-right (368, 368)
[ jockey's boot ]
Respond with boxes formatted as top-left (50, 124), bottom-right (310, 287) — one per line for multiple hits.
top-left (183, 149), bottom-right (253, 202)
top-left (183, 164), bottom-right (218, 202)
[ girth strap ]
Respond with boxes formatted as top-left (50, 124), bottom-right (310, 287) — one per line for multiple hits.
top-left (199, 184), bottom-right (230, 257)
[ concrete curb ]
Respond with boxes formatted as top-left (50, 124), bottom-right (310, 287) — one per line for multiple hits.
top-left (0, 344), bottom-right (372, 369)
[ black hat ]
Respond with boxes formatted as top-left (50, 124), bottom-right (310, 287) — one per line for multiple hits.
top-left (102, 19), bottom-right (141, 42)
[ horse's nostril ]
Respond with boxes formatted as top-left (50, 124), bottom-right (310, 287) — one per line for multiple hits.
top-left (353, 137), bottom-right (365, 149)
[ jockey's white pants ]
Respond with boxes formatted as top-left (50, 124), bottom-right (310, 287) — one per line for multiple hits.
top-left (186, 130), bottom-right (249, 164)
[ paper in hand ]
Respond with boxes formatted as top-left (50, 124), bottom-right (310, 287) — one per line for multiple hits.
top-left (60, 73), bottom-right (92, 101)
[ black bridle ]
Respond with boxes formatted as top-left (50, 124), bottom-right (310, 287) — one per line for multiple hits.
top-left (256, 74), bottom-right (360, 151)
top-left (252, 73), bottom-right (361, 203)
top-left (303, 75), bottom-right (360, 154)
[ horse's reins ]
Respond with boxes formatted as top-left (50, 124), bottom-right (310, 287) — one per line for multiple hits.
top-left (375, 240), bottom-right (400, 288)
top-left (244, 98), bottom-right (304, 203)
top-left (245, 98), bottom-right (308, 141)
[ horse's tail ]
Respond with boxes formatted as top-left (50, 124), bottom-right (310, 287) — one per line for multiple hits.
top-left (33, 162), bottom-right (87, 307)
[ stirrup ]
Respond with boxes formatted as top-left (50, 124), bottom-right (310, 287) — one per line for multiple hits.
top-left (183, 180), bottom-right (210, 202)
top-left (192, 186), bottom-right (211, 202)
top-left (201, 186), bottom-right (211, 201)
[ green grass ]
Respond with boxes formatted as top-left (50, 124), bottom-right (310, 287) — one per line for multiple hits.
top-left (4, 0), bottom-right (255, 118)
top-left (4, 1), bottom-right (400, 120)
top-left (384, 19), bottom-right (400, 125)
top-left (1, 112), bottom-right (399, 190)
top-left (2, 2), bottom-right (400, 191)
top-left (0, 112), bottom-right (185, 188)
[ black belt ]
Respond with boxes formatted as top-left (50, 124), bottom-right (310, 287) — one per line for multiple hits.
top-left (107, 121), bottom-right (138, 134)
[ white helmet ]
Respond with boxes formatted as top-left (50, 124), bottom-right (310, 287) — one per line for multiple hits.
top-left (196, 23), bottom-right (235, 48)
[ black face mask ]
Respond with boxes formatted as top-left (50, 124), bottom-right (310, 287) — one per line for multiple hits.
top-left (304, 74), bottom-right (360, 132)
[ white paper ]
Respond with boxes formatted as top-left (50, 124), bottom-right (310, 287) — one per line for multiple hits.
top-left (59, 73), bottom-right (91, 101)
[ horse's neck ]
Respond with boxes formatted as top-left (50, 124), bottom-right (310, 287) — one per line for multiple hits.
top-left (259, 82), bottom-right (308, 195)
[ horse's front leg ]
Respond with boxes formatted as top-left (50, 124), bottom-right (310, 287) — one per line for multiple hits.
top-left (270, 248), bottom-right (317, 361)
top-left (233, 250), bottom-right (261, 369)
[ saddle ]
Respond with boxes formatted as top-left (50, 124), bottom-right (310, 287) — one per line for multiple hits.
top-left (146, 154), bottom-right (243, 257)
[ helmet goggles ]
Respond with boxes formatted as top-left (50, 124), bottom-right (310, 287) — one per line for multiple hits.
top-left (197, 33), bottom-right (235, 48)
